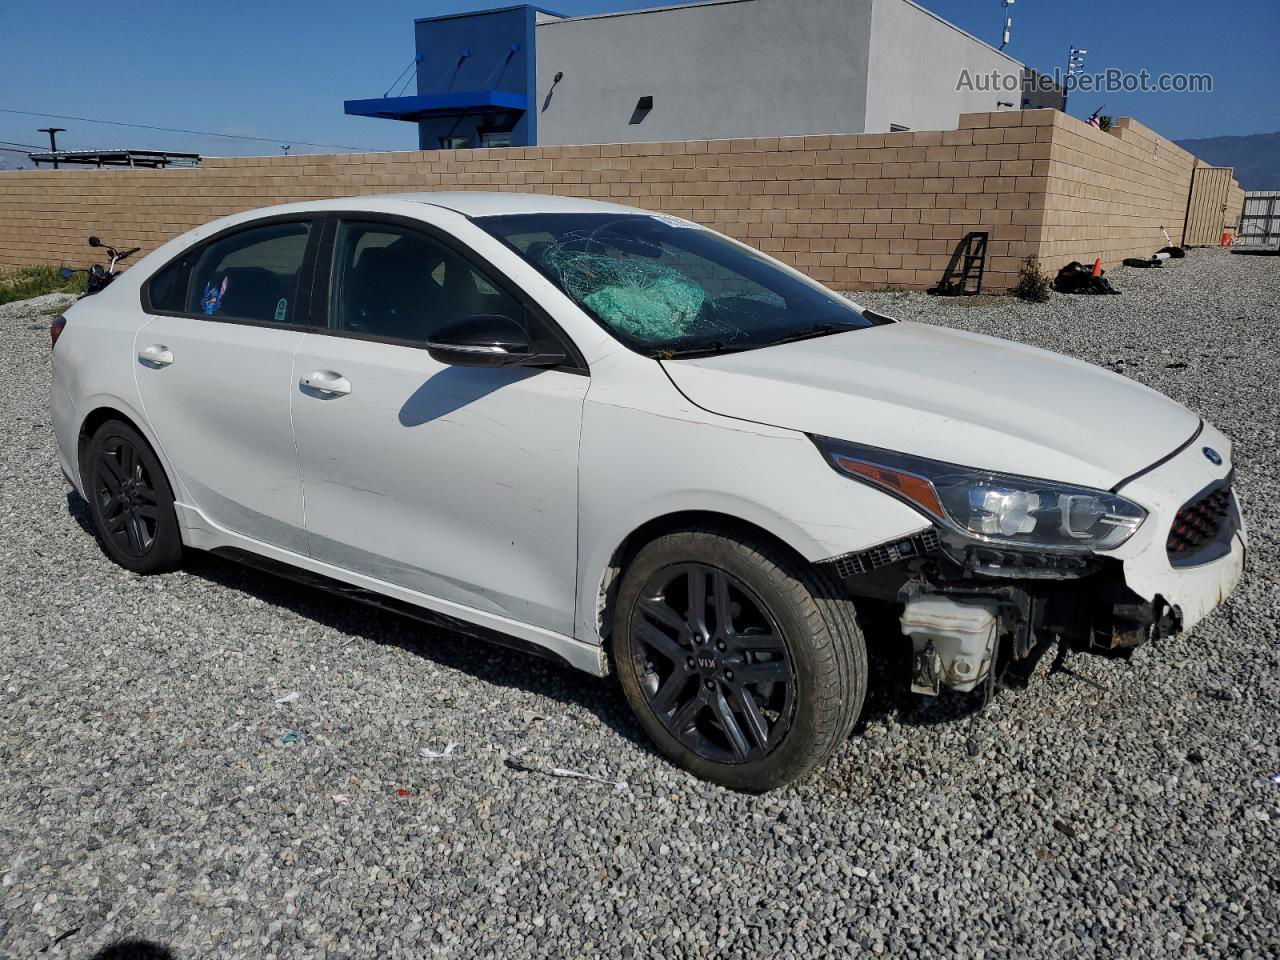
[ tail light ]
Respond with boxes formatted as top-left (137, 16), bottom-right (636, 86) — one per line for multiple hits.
top-left (50, 315), bottom-right (66, 349)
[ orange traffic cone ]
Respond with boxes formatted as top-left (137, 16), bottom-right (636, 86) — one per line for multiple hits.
top-left (1091, 258), bottom-right (1103, 277)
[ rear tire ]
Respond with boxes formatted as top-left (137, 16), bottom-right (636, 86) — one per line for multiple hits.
top-left (84, 420), bottom-right (182, 574)
top-left (613, 526), bottom-right (866, 792)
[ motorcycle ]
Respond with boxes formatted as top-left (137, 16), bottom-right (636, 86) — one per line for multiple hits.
top-left (60, 236), bottom-right (141, 296)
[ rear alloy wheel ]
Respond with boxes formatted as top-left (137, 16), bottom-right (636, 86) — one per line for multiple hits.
top-left (614, 528), bottom-right (866, 792)
top-left (85, 420), bottom-right (182, 574)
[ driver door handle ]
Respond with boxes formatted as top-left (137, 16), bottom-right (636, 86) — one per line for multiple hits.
top-left (300, 370), bottom-right (352, 398)
top-left (138, 344), bottom-right (174, 367)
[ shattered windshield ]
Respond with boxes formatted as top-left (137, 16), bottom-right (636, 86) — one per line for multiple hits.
top-left (475, 213), bottom-right (875, 357)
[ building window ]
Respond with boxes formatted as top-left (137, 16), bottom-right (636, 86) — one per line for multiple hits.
top-left (439, 136), bottom-right (470, 150)
top-left (481, 132), bottom-right (513, 148)
top-left (889, 123), bottom-right (910, 132)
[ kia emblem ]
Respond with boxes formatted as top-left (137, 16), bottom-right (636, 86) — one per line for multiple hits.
top-left (1202, 447), bottom-right (1222, 466)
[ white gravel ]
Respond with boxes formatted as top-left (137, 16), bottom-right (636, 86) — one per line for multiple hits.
top-left (2, 252), bottom-right (1278, 959)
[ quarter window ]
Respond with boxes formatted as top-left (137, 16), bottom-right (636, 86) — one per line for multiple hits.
top-left (185, 221), bottom-right (312, 324)
top-left (329, 221), bottom-right (525, 342)
top-left (146, 256), bottom-right (186, 313)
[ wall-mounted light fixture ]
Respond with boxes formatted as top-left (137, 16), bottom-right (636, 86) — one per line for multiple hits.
top-left (629, 95), bottom-right (654, 125)
top-left (542, 71), bottom-right (565, 113)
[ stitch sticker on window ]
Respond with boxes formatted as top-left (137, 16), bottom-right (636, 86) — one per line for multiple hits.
top-left (274, 298), bottom-right (288, 323)
top-left (201, 276), bottom-right (228, 315)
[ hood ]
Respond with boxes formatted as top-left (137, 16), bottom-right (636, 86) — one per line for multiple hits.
top-left (661, 322), bottom-right (1199, 491)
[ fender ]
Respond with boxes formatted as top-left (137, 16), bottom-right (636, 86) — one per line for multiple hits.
top-left (52, 280), bottom-right (186, 503)
top-left (574, 394), bottom-right (929, 646)
top-left (68, 394), bottom-right (192, 506)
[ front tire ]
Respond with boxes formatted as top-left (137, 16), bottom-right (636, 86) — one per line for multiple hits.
top-left (85, 420), bottom-right (182, 574)
top-left (614, 527), bottom-right (866, 792)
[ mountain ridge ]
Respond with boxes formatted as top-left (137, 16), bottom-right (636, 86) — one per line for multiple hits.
top-left (1177, 131), bottom-right (1279, 191)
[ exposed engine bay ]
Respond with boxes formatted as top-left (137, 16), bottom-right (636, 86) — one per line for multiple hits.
top-left (828, 526), bottom-right (1191, 697)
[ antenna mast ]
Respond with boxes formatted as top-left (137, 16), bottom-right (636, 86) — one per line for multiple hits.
top-left (999, 0), bottom-right (1015, 51)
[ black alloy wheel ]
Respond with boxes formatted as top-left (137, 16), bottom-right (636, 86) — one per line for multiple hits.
top-left (94, 435), bottom-right (160, 558)
top-left (85, 420), bottom-right (183, 574)
top-left (614, 527), bottom-right (866, 792)
top-left (632, 563), bottom-right (795, 763)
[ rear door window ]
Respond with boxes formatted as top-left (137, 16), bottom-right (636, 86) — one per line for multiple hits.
top-left (185, 221), bottom-right (312, 324)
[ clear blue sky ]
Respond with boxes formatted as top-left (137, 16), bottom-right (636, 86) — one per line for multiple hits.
top-left (1, 0), bottom-right (1274, 159)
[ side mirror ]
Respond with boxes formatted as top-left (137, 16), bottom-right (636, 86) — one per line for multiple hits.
top-left (426, 314), bottom-right (564, 369)
top-left (88, 236), bottom-right (102, 248)
top-left (59, 266), bottom-right (74, 279)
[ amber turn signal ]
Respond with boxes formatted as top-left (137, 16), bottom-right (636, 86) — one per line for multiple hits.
top-left (834, 456), bottom-right (945, 518)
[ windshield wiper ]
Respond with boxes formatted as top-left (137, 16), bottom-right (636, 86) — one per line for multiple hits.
top-left (766, 323), bottom-right (863, 347)
top-left (660, 324), bottom-right (859, 358)
top-left (657, 339), bottom-right (752, 359)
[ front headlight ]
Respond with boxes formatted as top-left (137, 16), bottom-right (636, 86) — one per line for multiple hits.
top-left (814, 437), bottom-right (1146, 552)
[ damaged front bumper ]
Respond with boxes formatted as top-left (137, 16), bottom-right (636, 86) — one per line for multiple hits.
top-left (824, 424), bottom-right (1246, 695)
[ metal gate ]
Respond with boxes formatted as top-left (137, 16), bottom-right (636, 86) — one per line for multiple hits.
top-left (1184, 166), bottom-right (1237, 246)
top-left (1237, 192), bottom-right (1280, 249)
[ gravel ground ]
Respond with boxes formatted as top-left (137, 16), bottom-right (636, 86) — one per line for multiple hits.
top-left (2, 252), bottom-right (1278, 960)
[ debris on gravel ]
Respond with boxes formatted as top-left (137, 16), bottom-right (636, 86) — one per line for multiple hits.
top-left (2, 251), bottom-right (1277, 958)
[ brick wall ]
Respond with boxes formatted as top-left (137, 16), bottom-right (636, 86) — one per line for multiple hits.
top-left (1036, 114), bottom-right (1200, 268)
top-left (0, 109), bottom-right (1225, 292)
top-left (1226, 182), bottom-right (1245, 233)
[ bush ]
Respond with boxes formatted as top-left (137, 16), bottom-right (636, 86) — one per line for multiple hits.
top-left (0, 265), bottom-right (84, 306)
top-left (1012, 256), bottom-right (1052, 302)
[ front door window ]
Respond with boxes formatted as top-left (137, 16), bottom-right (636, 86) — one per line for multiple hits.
top-left (329, 221), bottom-right (526, 342)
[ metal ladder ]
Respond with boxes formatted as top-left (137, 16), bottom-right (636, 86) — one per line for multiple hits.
top-left (930, 231), bottom-right (989, 296)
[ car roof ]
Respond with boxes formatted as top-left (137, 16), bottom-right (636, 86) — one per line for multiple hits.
top-left (163, 193), bottom-right (661, 256)
top-left (380, 191), bottom-right (644, 218)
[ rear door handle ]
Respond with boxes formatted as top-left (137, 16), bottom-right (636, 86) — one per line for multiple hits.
top-left (138, 344), bottom-right (174, 367)
top-left (300, 370), bottom-right (352, 398)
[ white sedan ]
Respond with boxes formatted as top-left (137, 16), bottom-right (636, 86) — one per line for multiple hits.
top-left (49, 193), bottom-right (1245, 791)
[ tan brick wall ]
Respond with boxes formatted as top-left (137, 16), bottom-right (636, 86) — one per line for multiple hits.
top-left (1225, 182), bottom-right (1245, 233)
top-left (0, 109), bottom-right (1226, 292)
top-left (1034, 113), bottom-right (1199, 270)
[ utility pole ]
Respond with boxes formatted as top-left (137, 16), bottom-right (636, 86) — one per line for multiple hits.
top-left (38, 127), bottom-right (65, 169)
top-left (1064, 46), bottom-right (1088, 112)
top-left (999, 0), bottom-right (1015, 51)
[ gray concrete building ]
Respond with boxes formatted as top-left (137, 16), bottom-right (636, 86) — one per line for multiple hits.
top-left (345, 0), bottom-right (1063, 150)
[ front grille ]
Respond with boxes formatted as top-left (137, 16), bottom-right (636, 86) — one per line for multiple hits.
top-left (826, 528), bottom-right (940, 579)
top-left (1166, 480), bottom-right (1234, 566)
